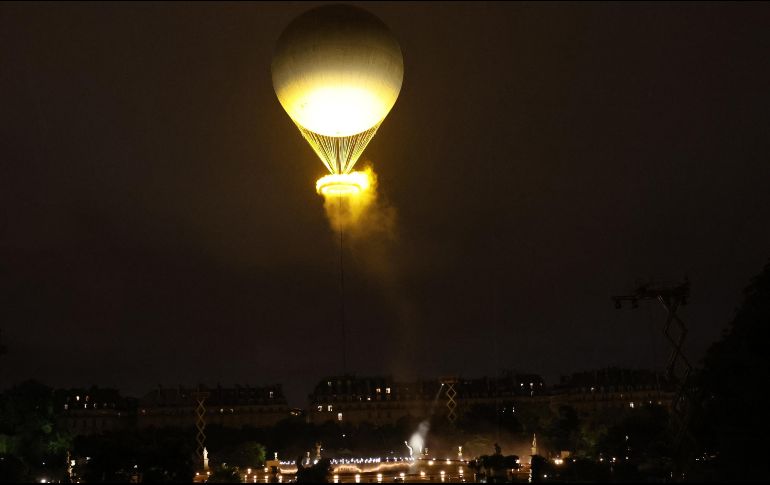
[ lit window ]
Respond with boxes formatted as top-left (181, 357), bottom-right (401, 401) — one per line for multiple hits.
top-left (76, 396), bottom-right (80, 401)
top-left (317, 405), bottom-right (323, 412)
top-left (629, 402), bottom-right (634, 409)
top-left (376, 388), bottom-right (381, 394)
top-left (269, 391), bottom-right (274, 399)
top-left (328, 405), bottom-right (333, 412)
top-left (64, 404), bottom-right (68, 410)
top-left (385, 387), bottom-right (391, 394)
top-left (337, 412), bottom-right (343, 421)
top-left (328, 381), bottom-right (332, 387)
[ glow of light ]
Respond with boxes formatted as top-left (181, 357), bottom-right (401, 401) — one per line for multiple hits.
top-left (428, 460), bottom-right (434, 466)
top-left (554, 458), bottom-right (564, 465)
top-left (399, 472), bottom-right (405, 478)
top-left (333, 475), bottom-right (339, 484)
top-left (281, 85), bottom-right (392, 138)
top-left (420, 471), bottom-right (425, 477)
top-left (316, 171), bottom-right (371, 196)
top-left (377, 473), bottom-right (383, 483)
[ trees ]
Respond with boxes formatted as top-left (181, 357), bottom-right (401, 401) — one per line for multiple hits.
top-left (468, 443), bottom-right (520, 484)
top-left (207, 464), bottom-right (240, 483)
top-left (217, 441), bottom-right (266, 469)
top-left (0, 381), bottom-right (71, 482)
top-left (74, 428), bottom-right (195, 483)
top-left (541, 405), bottom-right (579, 454)
top-left (295, 458), bottom-right (331, 483)
top-left (692, 261), bottom-right (770, 481)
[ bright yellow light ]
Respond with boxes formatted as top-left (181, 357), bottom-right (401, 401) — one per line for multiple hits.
top-left (282, 85), bottom-right (391, 138)
top-left (316, 171), bottom-right (371, 196)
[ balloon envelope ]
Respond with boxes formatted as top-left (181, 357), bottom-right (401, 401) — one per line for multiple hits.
top-left (272, 4), bottom-right (404, 139)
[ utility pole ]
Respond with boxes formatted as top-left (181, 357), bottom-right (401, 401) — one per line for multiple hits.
top-left (612, 279), bottom-right (695, 478)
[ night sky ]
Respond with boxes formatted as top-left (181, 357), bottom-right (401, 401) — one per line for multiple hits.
top-left (2, 2), bottom-right (769, 406)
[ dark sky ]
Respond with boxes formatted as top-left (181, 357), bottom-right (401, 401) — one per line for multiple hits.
top-left (1, 2), bottom-right (769, 406)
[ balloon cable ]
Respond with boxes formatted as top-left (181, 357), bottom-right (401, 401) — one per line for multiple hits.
top-left (339, 195), bottom-right (348, 374)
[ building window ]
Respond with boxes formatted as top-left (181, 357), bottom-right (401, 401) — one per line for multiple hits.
top-left (385, 387), bottom-right (391, 394)
top-left (317, 405), bottom-right (323, 412)
top-left (337, 412), bottom-right (343, 421)
top-left (327, 405), bottom-right (333, 412)
top-left (269, 391), bottom-right (274, 399)
top-left (376, 388), bottom-right (381, 394)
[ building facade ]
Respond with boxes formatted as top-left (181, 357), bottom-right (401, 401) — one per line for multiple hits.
top-left (549, 367), bottom-right (675, 416)
top-left (138, 384), bottom-right (289, 429)
top-left (55, 387), bottom-right (136, 436)
top-left (307, 372), bottom-right (548, 426)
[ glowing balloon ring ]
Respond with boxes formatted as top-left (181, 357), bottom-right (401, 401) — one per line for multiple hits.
top-left (315, 172), bottom-right (371, 196)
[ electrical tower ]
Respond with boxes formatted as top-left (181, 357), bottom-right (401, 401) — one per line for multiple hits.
top-left (190, 389), bottom-right (210, 467)
top-left (612, 279), bottom-right (696, 476)
top-left (440, 377), bottom-right (459, 424)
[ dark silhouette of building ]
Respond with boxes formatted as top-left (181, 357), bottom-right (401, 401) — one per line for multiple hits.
top-left (55, 387), bottom-right (137, 436)
top-left (550, 366), bottom-right (675, 416)
top-left (307, 372), bottom-right (547, 425)
top-left (137, 384), bottom-right (289, 429)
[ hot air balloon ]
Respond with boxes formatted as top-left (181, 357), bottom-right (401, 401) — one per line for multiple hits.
top-left (271, 4), bottom-right (404, 195)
